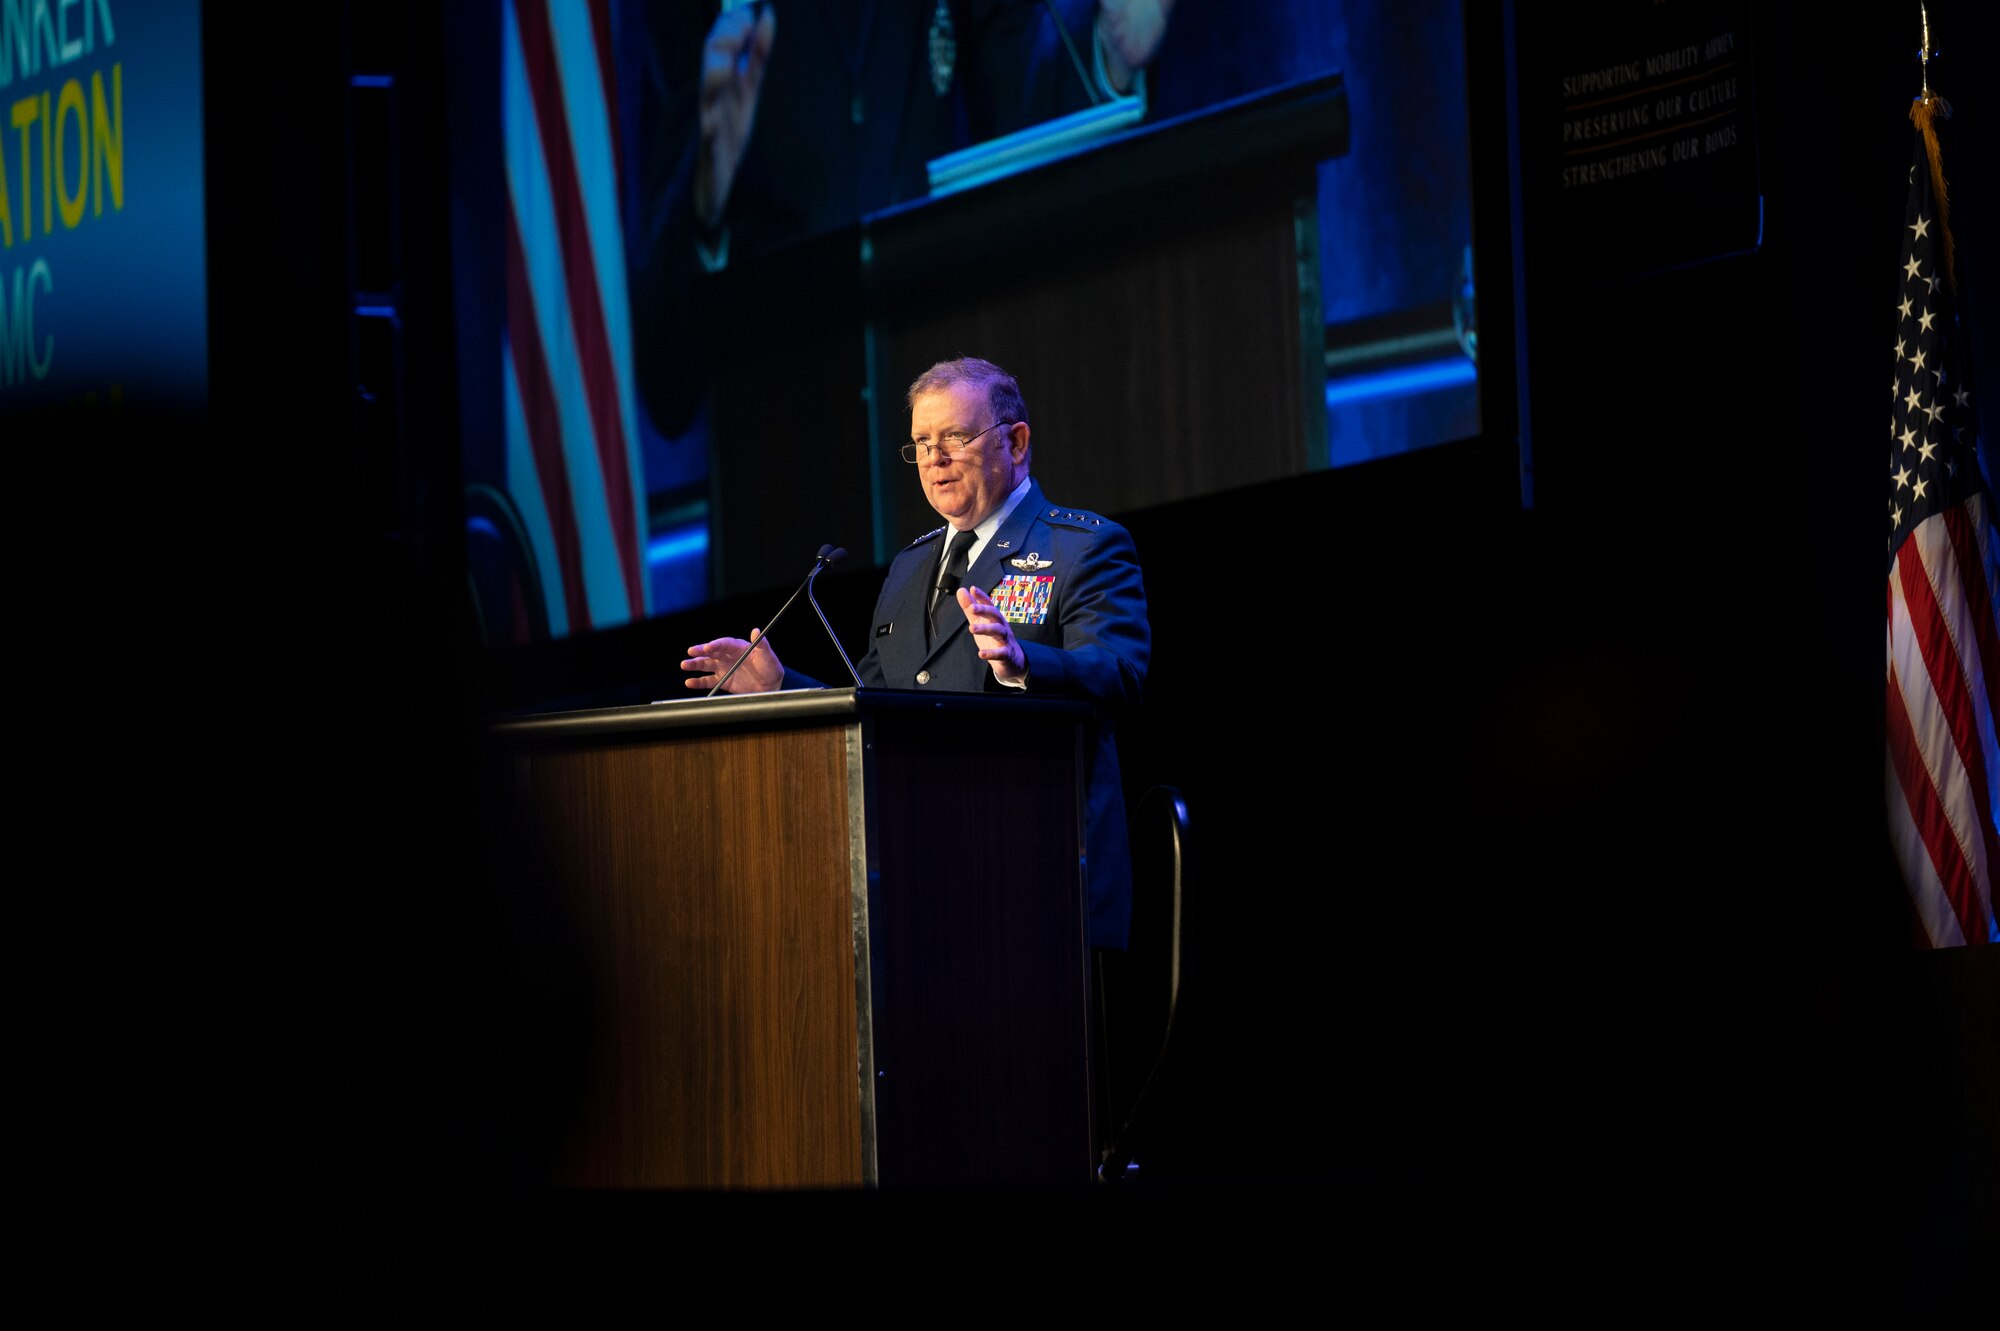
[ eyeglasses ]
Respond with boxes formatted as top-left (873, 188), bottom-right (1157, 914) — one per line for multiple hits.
top-left (899, 420), bottom-right (1017, 464)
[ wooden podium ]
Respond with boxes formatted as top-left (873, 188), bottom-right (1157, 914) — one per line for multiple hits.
top-left (488, 687), bottom-right (1094, 1189)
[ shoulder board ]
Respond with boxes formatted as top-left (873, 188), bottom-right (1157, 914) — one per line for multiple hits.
top-left (904, 525), bottom-right (947, 550)
top-left (1040, 504), bottom-right (1111, 532)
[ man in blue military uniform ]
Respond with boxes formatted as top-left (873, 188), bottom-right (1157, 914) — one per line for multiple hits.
top-left (681, 357), bottom-right (1151, 948)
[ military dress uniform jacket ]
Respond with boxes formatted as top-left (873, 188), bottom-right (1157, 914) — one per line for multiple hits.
top-left (783, 479), bottom-right (1150, 948)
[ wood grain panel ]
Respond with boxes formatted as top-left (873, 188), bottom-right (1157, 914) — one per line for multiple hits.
top-left (522, 724), bottom-right (864, 1188)
top-left (876, 174), bottom-right (1317, 541)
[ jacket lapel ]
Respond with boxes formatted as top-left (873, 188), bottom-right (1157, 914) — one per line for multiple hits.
top-left (927, 480), bottom-right (1046, 666)
top-left (964, 478), bottom-right (1045, 603)
top-left (875, 540), bottom-right (941, 680)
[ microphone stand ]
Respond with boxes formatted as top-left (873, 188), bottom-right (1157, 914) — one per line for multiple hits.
top-left (706, 545), bottom-right (859, 696)
top-left (808, 550), bottom-right (865, 688)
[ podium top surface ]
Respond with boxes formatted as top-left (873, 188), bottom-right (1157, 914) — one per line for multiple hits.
top-left (488, 686), bottom-right (1095, 743)
top-left (867, 68), bottom-right (1349, 231)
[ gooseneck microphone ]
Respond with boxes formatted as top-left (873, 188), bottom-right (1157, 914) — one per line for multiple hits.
top-left (706, 544), bottom-right (860, 696)
top-left (807, 547), bottom-right (865, 688)
top-left (1040, 0), bottom-right (1104, 106)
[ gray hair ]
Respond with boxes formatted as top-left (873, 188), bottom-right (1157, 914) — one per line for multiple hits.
top-left (906, 357), bottom-right (1029, 428)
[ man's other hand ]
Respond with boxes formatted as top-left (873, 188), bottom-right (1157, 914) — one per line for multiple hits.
top-left (1097, 0), bottom-right (1173, 95)
top-left (682, 627), bottom-right (784, 692)
top-left (959, 586), bottom-right (1027, 685)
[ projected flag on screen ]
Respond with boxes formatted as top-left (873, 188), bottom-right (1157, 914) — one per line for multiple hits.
top-left (1884, 95), bottom-right (1999, 948)
top-left (501, 0), bottom-right (649, 638)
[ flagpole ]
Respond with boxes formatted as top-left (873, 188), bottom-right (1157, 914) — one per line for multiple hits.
top-left (1919, 2), bottom-right (1930, 100)
top-left (1908, 5), bottom-right (1957, 298)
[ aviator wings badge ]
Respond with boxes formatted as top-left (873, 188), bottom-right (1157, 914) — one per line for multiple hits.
top-left (1008, 552), bottom-right (1053, 571)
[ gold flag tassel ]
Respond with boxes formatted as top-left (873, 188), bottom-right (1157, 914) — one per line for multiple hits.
top-left (1910, 4), bottom-right (1958, 296)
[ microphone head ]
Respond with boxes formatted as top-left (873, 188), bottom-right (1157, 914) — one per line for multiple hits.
top-left (823, 546), bottom-right (848, 565)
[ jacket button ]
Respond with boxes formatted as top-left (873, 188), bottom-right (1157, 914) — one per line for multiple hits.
top-left (916, 670), bottom-right (931, 685)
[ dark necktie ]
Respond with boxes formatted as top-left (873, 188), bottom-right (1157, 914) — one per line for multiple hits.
top-left (930, 529), bottom-right (978, 644)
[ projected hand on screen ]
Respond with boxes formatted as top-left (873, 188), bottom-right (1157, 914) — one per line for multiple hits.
top-left (682, 628), bottom-right (785, 693)
top-left (1096, 0), bottom-right (1174, 96)
top-left (695, 2), bottom-right (777, 229)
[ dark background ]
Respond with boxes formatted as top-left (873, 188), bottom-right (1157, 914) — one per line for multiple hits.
top-left (18, 2), bottom-right (1993, 1319)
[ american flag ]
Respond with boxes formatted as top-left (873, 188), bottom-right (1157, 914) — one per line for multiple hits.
top-left (499, 0), bottom-right (650, 639)
top-left (1884, 96), bottom-right (1999, 948)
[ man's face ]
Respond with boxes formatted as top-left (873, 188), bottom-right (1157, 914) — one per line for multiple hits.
top-left (910, 383), bottom-right (1027, 531)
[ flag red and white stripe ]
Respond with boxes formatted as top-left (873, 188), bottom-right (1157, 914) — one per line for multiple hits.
top-left (501, 0), bottom-right (649, 637)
